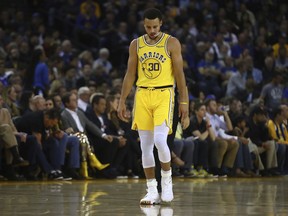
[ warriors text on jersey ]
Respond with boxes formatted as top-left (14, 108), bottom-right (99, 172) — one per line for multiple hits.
top-left (136, 33), bottom-right (174, 87)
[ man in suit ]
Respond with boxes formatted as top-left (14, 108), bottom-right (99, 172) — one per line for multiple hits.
top-left (61, 92), bottom-right (113, 142)
top-left (61, 92), bottom-right (115, 177)
top-left (85, 94), bottom-right (134, 177)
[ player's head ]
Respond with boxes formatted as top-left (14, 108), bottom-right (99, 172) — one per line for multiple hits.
top-left (143, 8), bottom-right (163, 39)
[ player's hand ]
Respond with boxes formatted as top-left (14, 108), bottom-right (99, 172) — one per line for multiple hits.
top-left (103, 135), bottom-right (113, 143)
top-left (179, 103), bottom-right (188, 127)
top-left (181, 116), bottom-right (190, 130)
top-left (117, 100), bottom-right (128, 122)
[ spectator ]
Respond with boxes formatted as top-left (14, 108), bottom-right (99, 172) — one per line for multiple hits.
top-left (267, 106), bottom-right (287, 174)
top-left (262, 56), bottom-right (276, 84)
top-left (272, 34), bottom-right (288, 59)
top-left (259, 72), bottom-right (284, 112)
top-left (59, 40), bottom-right (74, 66)
top-left (197, 51), bottom-right (223, 99)
top-left (0, 95), bottom-right (65, 180)
top-left (85, 94), bottom-right (133, 178)
top-left (2, 85), bottom-right (20, 117)
top-left (172, 122), bottom-right (195, 177)
top-left (183, 102), bottom-right (217, 177)
top-left (18, 90), bottom-right (35, 115)
top-left (231, 32), bottom-right (253, 59)
top-left (77, 86), bottom-right (91, 112)
top-left (31, 95), bottom-right (46, 112)
top-left (15, 108), bottom-right (72, 179)
top-left (226, 58), bottom-right (250, 100)
top-left (61, 92), bottom-right (112, 178)
top-left (0, 95), bottom-right (29, 168)
top-left (205, 98), bottom-right (239, 176)
top-left (25, 48), bottom-right (49, 97)
top-left (233, 115), bottom-right (264, 174)
top-left (247, 106), bottom-right (278, 176)
top-left (76, 64), bottom-right (96, 89)
top-left (208, 32), bottom-right (231, 66)
top-left (275, 46), bottom-right (288, 83)
top-left (93, 48), bottom-right (113, 76)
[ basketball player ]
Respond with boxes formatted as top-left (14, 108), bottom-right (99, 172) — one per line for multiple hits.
top-left (117, 8), bottom-right (188, 205)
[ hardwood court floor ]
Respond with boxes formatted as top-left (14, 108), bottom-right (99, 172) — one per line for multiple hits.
top-left (0, 177), bottom-right (288, 216)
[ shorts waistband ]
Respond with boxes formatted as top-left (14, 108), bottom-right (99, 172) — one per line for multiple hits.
top-left (138, 85), bottom-right (173, 90)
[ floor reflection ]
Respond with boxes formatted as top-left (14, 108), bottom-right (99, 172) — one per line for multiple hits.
top-left (140, 205), bottom-right (173, 216)
top-left (0, 178), bottom-right (287, 216)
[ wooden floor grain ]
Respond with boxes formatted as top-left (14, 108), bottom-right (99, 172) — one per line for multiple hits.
top-left (0, 177), bottom-right (287, 216)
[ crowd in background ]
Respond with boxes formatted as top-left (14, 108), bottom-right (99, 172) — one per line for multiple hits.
top-left (0, 0), bottom-right (288, 181)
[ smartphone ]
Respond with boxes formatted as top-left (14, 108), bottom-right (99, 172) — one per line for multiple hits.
top-left (192, 136), bottom-right (199, 140)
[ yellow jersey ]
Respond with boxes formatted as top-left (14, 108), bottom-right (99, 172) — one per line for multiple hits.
top-left (136, 33), bottom-right (174, 87)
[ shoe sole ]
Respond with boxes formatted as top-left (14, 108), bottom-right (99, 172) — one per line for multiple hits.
top-left (140, 200), bottom-right (161, 205)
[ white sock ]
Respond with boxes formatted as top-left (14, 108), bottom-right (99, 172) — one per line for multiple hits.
top-left (161, 169), bottom-right (172, 178)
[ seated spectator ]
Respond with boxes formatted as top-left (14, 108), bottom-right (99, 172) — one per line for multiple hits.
top-left (2, 85), bottom-right (20, 117)
top-left (262, 56), bottom-right (276, 84)
top-left (32, 48), bottom-right (50, 97)
top-left (259, 72), bottom-right (284, 112)
top-left (172, 122), bottom-right (195, 177)
top-left (233, 115), bottom-right (264, 174)
top-left (15, 108), bottom-right (70, 179)
top-left (59, 40), bottom-right (74, 66)
top-left (183, 102), bottom-right (217, 177)
top-left (267, 106), bottom-right (287, 174)
top-left (1, 104), bottom-right (64, 181)
top-left (248, 106), bottom-right (279, 176)
top-left (245, 55), bottom-right (263, 85)
top-left (197, 51), bottom-right (223, 99)
top-left (272, 34), bottom-right (288, 59)
top-left (275, 46), bottom-right (288, 83)
top-left (0, 96), bottom-right (29, 172)
top-left (61, 92), bottom-right (112, 178)
top-left (77, 86), bottom-right (91, 112)
top-left (31, 95), bottom-right (46, 112)
top-left (76, 64), bottom-right (96, 89)
top-left (85, 94), bottom-right (134, 178)
top-left (220, 56), bottom-right (237, 89)
top-left (205, 98), bottom-right (239, 176)
top-left (226, 58), bottom-right (252, 101)
top-left (18, 90), bottom-right (34, 115)
top-left (92, 48), bottom-right (113, 77)
top-left (80, 0), bottom-right (101, 19)
top-left (45, 96), bottom-right (81, 179)
top-left (231, 32), bottom-right (253, 59)
top-left (52, 93), bottom-right (64, 111)
top-left (208, 32), bottom-right (231, 66)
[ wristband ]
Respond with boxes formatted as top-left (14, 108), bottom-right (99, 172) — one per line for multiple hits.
top-left (180, 102), bottom-right (188, 105)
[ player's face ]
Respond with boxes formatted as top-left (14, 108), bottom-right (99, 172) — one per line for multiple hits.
top-left (144, 18), bottom-right (162, 39)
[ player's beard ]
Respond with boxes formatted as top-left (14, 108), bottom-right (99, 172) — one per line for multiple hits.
top-left (148, 32), bottom-right (161, 40)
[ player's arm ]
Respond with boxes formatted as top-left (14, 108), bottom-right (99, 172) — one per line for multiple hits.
top-left (168, 37), bottom-right (189, 122)
top-left (118, 39), bottom-right (138, 121)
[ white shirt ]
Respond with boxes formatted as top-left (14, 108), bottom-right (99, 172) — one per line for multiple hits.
top-left (98, 116), bottom-right (105, 132)
top-left (206, 112), bottom-right (227, 137)
top-left (77, 98), bottom-right (88, 112)
top-left (66, 108), bottom-right (84, 132)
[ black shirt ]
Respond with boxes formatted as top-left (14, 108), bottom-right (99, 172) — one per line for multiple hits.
top-left (247, 118), bottom-right (270, 146)
top-left (183, 115), bottom-right (207, 139)
top-left (15, 111), bottom-right (47, 141)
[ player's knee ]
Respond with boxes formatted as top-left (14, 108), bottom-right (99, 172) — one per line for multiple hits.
top-left (154, 134), bottom-right (167, 151)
